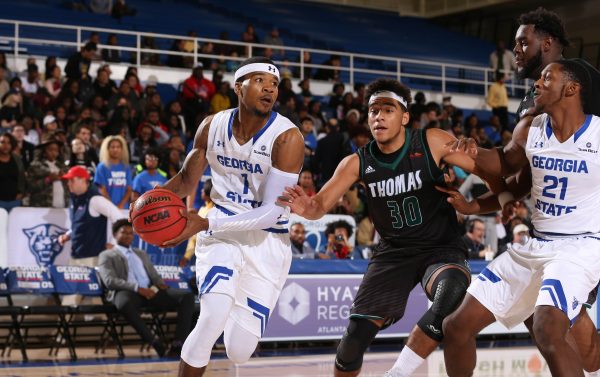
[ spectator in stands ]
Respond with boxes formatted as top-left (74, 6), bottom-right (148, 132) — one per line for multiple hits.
top-left (102, 34), bottom-right (121, 63)
top-left (10, 124), bottom-right (34, 169)
top-left (43, 56), bottom-right (56, 78)
top-left (307, 99), bottom-right (326, 131)
top-left (353, 83), bottom-right (366, 112)
top-left (111, 0), bottom-right (136, 19)
top-left (93, 66), bottom-right (117, 103)
top-left (298, 78), bottom-right (312, 100)
top-left (95, 135), bottom-right (132, 209)
top-left (67, 136), bottom-right (97, 179)
top-left (141, 36), bottom-right (160, 66)
top-left (462, 218), bottom-right (486, 259)
top-left (498, 224), bottom-right (529, 257)
top-left (0, 67), bottom-right (10, 100)
top-left (489, 40), bottom-right (516, 80)
top-left (86, 32), bottom-right (102, 61)
top-left (0, 133), bottom-right (25, 212)
top-left (277, 78), bottom-right (295, 106)
top-left (484, 115), bottom-right (502, 146)
top-left (209, 81), bottom-right (231, 114)
top-left (22, 64), bottom-right (41, 98)
top-left (125, 73), bottom-right (143, 99)
top-left (108, 82), bottom-right (141, 124)
top-left (138, 108), bottom-right (168, 145)
top-left (459, 172), bottom-right (500, 251)
top-left (263, 27), bottom-right (285, 56)
top-left (181, 64), bottom-right (215, 128)
top-left (27, 134), bottom-right (69, 208)
top-left (0, 53), bottom-right (13, 80)
top-left (44, 65), bottom-right (63, 99)
top-left (21, 114), bottom-right (40, 146)
top-left (167, 39), bottom-right (187, 68)
top-left (299, 117), bottom-right (317, 168)
top-left (196, 42), bottom-right (215, 71)
top-left (241, 24), bottom-right (259, 55)
top-left (296, 50), bottom-right (313, 79)
top-left (0, 89), bottom-right (22, 130)
top-left (342, 108), bottom-right (361, 135)
top-left (475, 126), bottom-right (494, 148)
top-left (347, 126), bottom-right (371, 154)
top-left (298, 169), bottom-right (317, 197)
top-left (314, 119), bottom-right (352, 188)
top-left (98, 219), bottom-right (194, 357)
top-left (314, 54), bottom-right (341, 82)
top-left (131, 149), bottom-right (166, 201)
top-left (321, 220), bottom-right (354, 259)
top-left (337, 92), bottom-right (356, 121)
top-left (290, 222), bottom-right (317, 259)
top-left (279, 96), bottom-right (300, 127)
top-left (161, 147), bottom-right (183, 179)
top-left (486, 71), bottom-right (509, 129)
top-left (328, 83), bottom-right (345, 112)
top-left (421, 101), bottom-right (441, 129)
top-left (65, 42), bottom-right (96, 81)
top-left (164, 100), bottom-right (187, 138)
top-left (129, 123), bottom-right (157, 165)
top-left (180, 179), bottom-right (213, 267)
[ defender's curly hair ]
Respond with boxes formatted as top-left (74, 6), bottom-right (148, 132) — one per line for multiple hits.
top-left (518, 7), bottom-right (570, 48)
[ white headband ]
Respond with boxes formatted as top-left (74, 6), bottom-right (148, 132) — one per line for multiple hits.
top-left (368, 91), bottom-right (408, 108)
top-left (234, 63), bottom-right (280, 82)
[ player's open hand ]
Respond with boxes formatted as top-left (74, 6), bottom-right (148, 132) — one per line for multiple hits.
top-left (445, 137), bottom-right (478, 155)
top-left (435, 185), bottom-right (478, 215)
top-left (277, 185), bottom-right (310, 216)
top-left (161, 209), bottom-right (208, 248)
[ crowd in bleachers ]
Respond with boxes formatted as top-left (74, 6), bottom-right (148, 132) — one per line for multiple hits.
top-left (0, 30), bottom-right (531, 261)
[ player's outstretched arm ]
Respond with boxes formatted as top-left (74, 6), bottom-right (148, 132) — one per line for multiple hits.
top-left (162, 115), bottom-right (213, 198)
top-left (279, 154), bottom-right (360, 220)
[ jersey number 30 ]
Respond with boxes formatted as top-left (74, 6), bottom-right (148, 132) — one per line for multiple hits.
top-left (386, 196), bottom-right (422, 229)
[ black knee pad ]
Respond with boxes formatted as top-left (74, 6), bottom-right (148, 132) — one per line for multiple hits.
top-left (334, 318), bottom-right (379, 372)
top-left (417, 268), bottom-right (469, 341)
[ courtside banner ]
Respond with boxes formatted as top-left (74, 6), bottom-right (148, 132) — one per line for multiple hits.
top-left (261, 274), bottom-right (428, 341)
top-left (50, 265), bottom-right (102, 296)
top-left (155, 265), bottom-right (192, 291)
top-left (7, 207), bottom-right (71, 267)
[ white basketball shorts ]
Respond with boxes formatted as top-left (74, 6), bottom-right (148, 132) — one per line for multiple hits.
top-left (194, 222), bottom-right (292, 339)
top-left (468, 235), bottom-right (600, 329)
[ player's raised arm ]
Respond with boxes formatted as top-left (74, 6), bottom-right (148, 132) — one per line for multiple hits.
top-left (162, 115), bottom-right (212, 198)
top-left (279, 154), bottom-right (360, 220)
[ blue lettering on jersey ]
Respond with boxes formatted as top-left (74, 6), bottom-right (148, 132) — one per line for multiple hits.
top-left (216, 155), bottom-right (264, 174)
top-left (531, 155), bottom-right (589, 174)
top-left (226, 191), bottom-right (262, 208)
top-left (535, 199), bottom-right (577, 216)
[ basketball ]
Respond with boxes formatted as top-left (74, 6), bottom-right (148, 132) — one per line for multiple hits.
top-left (131, 188), bottom-right (187, 246)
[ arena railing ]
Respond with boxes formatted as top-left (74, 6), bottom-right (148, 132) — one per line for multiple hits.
top-left (0, 18), bottom-right (531, 96)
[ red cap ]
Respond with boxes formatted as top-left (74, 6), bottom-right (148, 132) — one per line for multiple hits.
top-left (62, 166), bottom-right (91, 180)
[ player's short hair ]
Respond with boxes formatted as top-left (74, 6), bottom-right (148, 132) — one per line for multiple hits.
top-left (325, 220), bottom-right (354, 238)
top-left (365, 78), bottom-right (412, 111)
top-left (202, 179), bottom-right (213, 197)
top-left (112, 219), bottom-right (132, 235)
top-left (518, 7), bottom-right (570, 48)
top-left (300, 117), bottom-right (313, 124)
top-left (235, 56), bottom-right (276, 83)
top-left (556, 59), bottom-right (591, 108)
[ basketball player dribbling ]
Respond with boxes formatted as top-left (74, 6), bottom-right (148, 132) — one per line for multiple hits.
top-left (280, 78), bottom-right (504, 377)
top-left (442, 60), bottom-right (600, 377)
top-left (158, 56), bottom-right (304, 377)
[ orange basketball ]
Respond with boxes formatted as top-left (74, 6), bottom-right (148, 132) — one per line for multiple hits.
top-left (131, 188), bottom-right (187, 246)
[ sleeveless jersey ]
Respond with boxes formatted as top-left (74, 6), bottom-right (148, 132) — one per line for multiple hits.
top-left (526, 114), bottom-right (600, 235)
top-left (357, 128), bottom-right (463, 253)
top-left (205, 108), bottom-right (295, 232)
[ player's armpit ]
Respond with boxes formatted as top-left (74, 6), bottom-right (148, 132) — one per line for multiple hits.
top-left (271, 127), bottom-right (304, 174)
top-left (162, 115), bottom-right (213, 197)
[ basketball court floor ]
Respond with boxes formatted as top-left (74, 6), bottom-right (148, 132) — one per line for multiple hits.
top-left (0, 344), bottom-right (555, 376)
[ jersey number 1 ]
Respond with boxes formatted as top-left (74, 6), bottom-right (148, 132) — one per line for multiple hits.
top-left (241, 173), bottom-right (250, 194)
top-left (387, 196), bottom-right (422, 229)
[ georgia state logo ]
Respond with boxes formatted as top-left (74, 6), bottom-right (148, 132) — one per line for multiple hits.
top-left (23, 224), bottom-right (67, 266)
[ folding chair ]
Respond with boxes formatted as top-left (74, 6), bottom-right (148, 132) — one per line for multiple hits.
top-left (49, 265), bottom-right (124, 358)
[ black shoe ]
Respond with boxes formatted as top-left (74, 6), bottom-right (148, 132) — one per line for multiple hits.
top-left (151, 339), bottom-right (166, 357)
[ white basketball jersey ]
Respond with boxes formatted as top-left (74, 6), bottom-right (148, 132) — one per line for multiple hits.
top-left (526, 113), bottom-right (600, 235)
top-left (205, 108), bottom-right (296, 231)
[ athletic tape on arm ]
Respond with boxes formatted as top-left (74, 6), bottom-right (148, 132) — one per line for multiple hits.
top-left (208, 167), bottom-right (298, 232)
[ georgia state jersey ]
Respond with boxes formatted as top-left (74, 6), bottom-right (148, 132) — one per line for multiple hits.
top-left (205, 108), bottom-right (295, 231)
top-left (526, 113), bottom-right (600, 235)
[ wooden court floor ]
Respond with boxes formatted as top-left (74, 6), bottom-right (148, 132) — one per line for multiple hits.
top-left (0, 345), bottom-right (556, 376)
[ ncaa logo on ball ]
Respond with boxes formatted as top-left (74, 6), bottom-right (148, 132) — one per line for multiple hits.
top-left (143, 210), bottom-right (171, 225)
